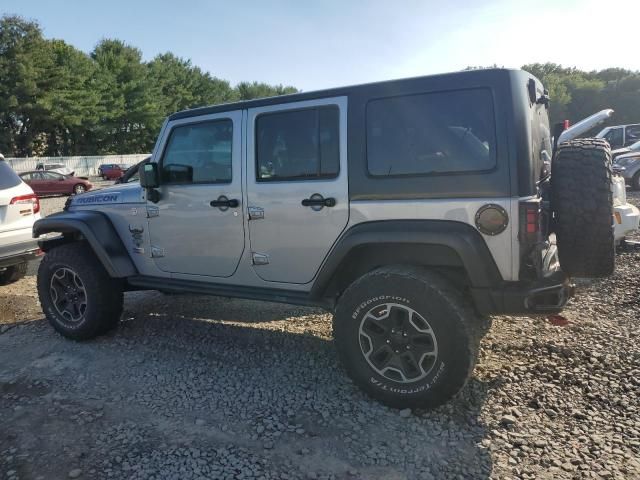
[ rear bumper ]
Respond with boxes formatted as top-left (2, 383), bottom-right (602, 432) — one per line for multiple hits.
top-left (0, 238), bottom-right (40, 269)
top-left (472, 271), bottom-right (574, 315)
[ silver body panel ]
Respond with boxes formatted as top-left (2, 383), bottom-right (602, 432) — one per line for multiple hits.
top-left (349, 199), bottom-right (516, 281)
top-left (68, 95), bottom-right (523, 291)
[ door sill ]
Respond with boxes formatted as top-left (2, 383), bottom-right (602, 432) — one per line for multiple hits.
top-left (126, 275), bottom-right (333, 310)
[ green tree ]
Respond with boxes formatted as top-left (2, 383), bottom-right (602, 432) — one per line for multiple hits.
top-left (235, 81), bottom-right (298, 100)
top-left (37, 40), bottom-right (101, 155)
top-left (91, 39), bottom-right (159, 154)
top-left (0, 15), bottom-right (51, 156)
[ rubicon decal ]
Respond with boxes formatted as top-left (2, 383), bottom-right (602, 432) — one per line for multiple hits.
top-left (73, 193), bottom-right (120, 204)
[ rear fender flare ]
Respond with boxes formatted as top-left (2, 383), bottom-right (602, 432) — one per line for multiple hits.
top-left (310, 220), bottom-right (503, 300)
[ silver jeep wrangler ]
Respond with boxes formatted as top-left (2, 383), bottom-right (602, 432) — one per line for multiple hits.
top-left (34, 69), bottom-right (615, 409)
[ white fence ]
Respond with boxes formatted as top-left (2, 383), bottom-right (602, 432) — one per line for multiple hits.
top-left (5, 154), bottom-right (150, 177)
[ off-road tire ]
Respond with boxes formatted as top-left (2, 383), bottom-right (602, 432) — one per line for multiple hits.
top-left (37, 242), bottom-right (123, 340)
top-left (333, 266), bottom-right (480, 409)
top-left (551, 138), bottom-right (614, 277)
top-left (632, 172), bottom-right (640, 191)
top-left (0, 262), bottom-right (28, 286)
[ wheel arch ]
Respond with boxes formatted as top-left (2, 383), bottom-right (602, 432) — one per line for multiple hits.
top-left (33, 210), bottom-right (137, 278)
top-left (310, 220), bottom-right (503, 303)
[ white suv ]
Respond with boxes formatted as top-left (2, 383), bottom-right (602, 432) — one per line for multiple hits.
top-left (0, 156), bottom-right (41, 285)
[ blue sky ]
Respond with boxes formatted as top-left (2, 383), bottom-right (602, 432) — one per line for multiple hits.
top-left (3, 0), bottom-right (639, 91)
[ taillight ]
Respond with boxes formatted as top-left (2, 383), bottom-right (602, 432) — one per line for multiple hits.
top-left (563, 119), bottom-right (571, 130)
top-left (10, 193), bottom-right (40, 214)
top-left (520, 201), bottom-right (540, 243)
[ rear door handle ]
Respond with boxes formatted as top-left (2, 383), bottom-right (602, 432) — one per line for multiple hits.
top-left (301, 196), bottom-right (336, 208)
top-left (210, 195), bottom-right (239, 210)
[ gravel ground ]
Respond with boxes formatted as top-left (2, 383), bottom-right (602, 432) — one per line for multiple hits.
top-left (0, 189), bottom-right (638, 480)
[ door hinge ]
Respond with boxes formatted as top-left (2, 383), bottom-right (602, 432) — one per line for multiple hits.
top-left (248, 206), bottom-right (264, 220)
top-left (252, 252), bottom-right (269, 265)
top-left (147, 206), bottom-right (159, 218)
top-left (151, 246), bottom-right (165, 258)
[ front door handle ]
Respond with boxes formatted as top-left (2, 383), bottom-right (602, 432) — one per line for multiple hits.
top-left (301, 195), bottom-right (336, 208)
top-left (210, 195), bottom-right (239, 210)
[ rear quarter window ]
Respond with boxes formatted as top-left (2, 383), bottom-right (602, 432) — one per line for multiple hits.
top-left (366, 88), bottom-right (497, 177)
top-left (0, 162), bottom-right (22, 189)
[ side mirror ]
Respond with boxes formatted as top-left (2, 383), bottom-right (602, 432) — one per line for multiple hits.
top-left (139, 163), bottom-right (159, 189)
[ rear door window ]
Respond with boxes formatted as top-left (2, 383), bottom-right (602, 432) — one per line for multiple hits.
top-left (0, 162), bottom-right (22, 189)
top-left (605, 128), bottom-right (624, 148)
top-left (625, 125), bottom-right (640, 144)
top-left (256, 106), bottom-right (339, 181)
top-left (366, 89), bottom-right (496, 176)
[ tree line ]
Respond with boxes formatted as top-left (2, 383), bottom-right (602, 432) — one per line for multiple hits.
top-left (0, 15), bottom-right (297, 157)
top-left (2, 14), bottom-right (639, 158)
top-left (522, 63), bottom-right (640, 130)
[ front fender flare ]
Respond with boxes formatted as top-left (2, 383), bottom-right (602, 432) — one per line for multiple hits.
top-left (33, 210), bottom-right (137, 278)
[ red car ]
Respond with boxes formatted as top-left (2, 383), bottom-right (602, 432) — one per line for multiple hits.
top-left (19, 171), bottom-right (93, 196)
top-left (101, 164), bottom-right (130, 180)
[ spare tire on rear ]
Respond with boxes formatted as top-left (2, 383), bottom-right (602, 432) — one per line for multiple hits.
top-left (551, 138), bottom-right (614, 277)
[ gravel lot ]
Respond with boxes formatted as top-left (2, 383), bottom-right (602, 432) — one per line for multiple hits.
top-left (1, 188), bottom-right (639, 480)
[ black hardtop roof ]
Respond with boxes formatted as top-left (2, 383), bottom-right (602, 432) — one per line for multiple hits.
top-left (169, 68), bottom-right (532, 121)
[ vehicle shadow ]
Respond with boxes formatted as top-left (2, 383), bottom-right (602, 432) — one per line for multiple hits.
top-left (1, 292), bottom-right (494, 479)
top-left (115, 292), bottom-right (494, 478)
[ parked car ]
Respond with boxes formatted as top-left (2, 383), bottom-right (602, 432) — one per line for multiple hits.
top-left (115, 158), bottom-right (150, 184)
top-left (0, 155), bottom-right (41, 285)
top-left (19, 171), bottom-right (93, 196)
top-left (611, 139), bottom-right (640, 160)
top-left (101, 164), bottom-right (130, 180)
top-left (596, 123), bottom-right (640, 149)
top-left (34, 69), bottom-right (616, 410)
top-left (97, 164), bottom-right (117, 177)
top-left (557, 109), bottom-right (640, 240)
top-left (556, 109), bottom-right (614, 146)
top-left (612, 174), bottom-right (640, 243)
top-left (613, 154), bottom-right (640, 190)
top-left (36, 162), bottom-right (74, 176)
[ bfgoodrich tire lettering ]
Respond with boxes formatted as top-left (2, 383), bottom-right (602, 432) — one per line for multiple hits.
top-left (333, 266), bottom-right (480, 409)
top-left (37, 242), bottom-right (123, 340)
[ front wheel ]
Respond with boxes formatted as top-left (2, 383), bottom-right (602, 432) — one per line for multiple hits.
top-left (37, 243), bottom-right (123, 340)
top-left (333, 266), bottom-right (480, 409)
top-left (73, 184), bottom-right (86, 195)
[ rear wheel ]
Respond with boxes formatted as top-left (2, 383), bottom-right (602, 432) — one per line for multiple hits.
top-left (37, 243), bottom-right (123, 339)
top-left (0, 262), bottom-right (28, 286)
top-left (551, 138), bottom-right (615, 277)
top-left (333, 266), bottom-right (480, 409)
